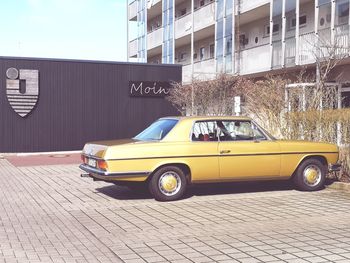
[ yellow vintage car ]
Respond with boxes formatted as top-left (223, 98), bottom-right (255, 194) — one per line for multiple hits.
top-left (80, 116), bottom-right (341, 201)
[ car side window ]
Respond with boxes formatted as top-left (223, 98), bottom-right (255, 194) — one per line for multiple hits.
top-left (192, 121), bottom-right (218, 141)
top-left (218, 121), bottom-right (267, 141)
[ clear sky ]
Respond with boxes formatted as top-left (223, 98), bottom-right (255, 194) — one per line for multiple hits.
top-left (0, 0), bottom-right (127, 62)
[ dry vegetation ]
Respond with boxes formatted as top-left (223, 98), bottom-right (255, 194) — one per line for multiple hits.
top-left (168, 74), bottom-right (350, 181)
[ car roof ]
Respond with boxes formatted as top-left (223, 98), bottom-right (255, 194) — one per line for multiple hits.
top-left (159, 116), bottom-right (252, 121)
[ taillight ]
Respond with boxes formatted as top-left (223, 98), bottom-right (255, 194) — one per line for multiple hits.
top-left (97, 160), bottom-right (108, 170)
top-left (81, 155), bottom-right (86, 163)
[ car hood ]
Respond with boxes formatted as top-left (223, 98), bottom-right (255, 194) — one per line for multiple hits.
top-left (277, 140), bottom-right (338, 153)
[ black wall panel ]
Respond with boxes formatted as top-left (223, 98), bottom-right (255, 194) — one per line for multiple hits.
top-left (0, 57), bottom-right (181, 152)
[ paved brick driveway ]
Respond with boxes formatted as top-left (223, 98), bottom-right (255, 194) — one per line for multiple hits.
top-left (1, 158), bottom-right (350, 263)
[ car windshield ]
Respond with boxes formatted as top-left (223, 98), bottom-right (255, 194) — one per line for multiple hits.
top-left (134, 119), bottom-right (178, 141)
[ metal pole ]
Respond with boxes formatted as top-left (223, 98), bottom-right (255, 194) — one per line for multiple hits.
top-left (281, 0), bottom-right (286, 67)
top-left (127, 1), bottom-right (130, 62)
top-left (191, 0), bottom-right (195, 114)
top-left (270, 0), bottom-right (273, 69)
top-left (331, 0), bottom-right (336, 46)
top-left (337, 84), bottom-right (342, 145)
top-left (315, 0), bottom-right (320, 90)
top-left (295, 0), bottom-right (300, 65)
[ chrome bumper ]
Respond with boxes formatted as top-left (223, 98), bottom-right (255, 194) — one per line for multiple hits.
top-left (79, 164), bottom-right (150, 180)
top-left (329, 163), bottom-right (342, 172)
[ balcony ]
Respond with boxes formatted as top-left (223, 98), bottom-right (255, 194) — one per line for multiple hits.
top-left (128, 0), bottom-right (137, 21)
top-left (194, 2), bottom-right (215, 32)
top-left (175, 13), bottom-right (192, 39)
top-left (182, 58), bottom-right (216, 83)
top-left (147, 27), bottom-right (162, 51)
top-left (129, 38), bottom-right (138, 58)
top-left (239, 0), bottom-right (270, 14)
top-left (238, 44), bottom-right (270, 75)
top-left (175, 2), bottom-right (215, 40)
top-left (298, 31), bottom-right (315, 65)
top-left (151, 0), bottom-right (161, 6)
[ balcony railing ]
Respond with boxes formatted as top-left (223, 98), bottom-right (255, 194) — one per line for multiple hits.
top-left (194, 2), bottom-right (215, 32)
top-left (239, 0), bottom-right (269, 13)
top-left (175, 2), bottom-right (215, 40)
top-left (272, 41), bottom-right (282, 69)
top-left (128, 0), bottom-right (137, 20)
top-left (129, 38), bottom-right (138, 58)
top-left (334, 24), bottom-right (349, 56)
top-left (180, 25), bottom-right (350, 80)
top-left (147, 27), bottom-right (162, 50)
top-left (182, 58), bottom-right (216, 83)
top-left (175, 13), bottom-right (192, 39)
top-left (237, 43), bottom-right (270, 74)
top-left (299, 31), bottom-right (316, 65)
top-left (285, 37), bottom-right (296, 67)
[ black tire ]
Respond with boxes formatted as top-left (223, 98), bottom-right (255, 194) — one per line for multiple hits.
top-left (293, 158), bottom-right (326, 191)
top-left (148, 166), bottom-right (187, 201)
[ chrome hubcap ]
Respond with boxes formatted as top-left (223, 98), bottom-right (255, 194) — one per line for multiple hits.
top-left (158, 171), bottom-right (181, 196)
top-left (303, 165), bottom-right (322, 187)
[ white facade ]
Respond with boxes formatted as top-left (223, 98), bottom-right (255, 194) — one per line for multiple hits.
top-left (128, 0), bottom-right (350, 84)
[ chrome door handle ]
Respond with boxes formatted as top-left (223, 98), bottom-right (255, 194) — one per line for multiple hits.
top-left (220, 150), bottom-right (231, 154)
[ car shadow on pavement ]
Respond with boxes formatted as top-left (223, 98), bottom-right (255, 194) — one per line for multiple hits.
top-left (96, 184), bottom-right (153, 200)
top-left (185, 180), bottom-right (294, 198)
top-left (95, 180), bottom-right (295, 201)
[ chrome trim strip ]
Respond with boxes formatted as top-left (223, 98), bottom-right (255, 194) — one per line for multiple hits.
top-left (102, 151), bottom-right (339, 161)
top-left (82, 154), bottom-right (104, 160)
top-left (79, 164), bottom-right (150, 177)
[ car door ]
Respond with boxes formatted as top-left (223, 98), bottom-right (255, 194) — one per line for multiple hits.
top-left (189, 120), bottom-right (220, 181)
top-left (218, 120), bottom-right (281, 179)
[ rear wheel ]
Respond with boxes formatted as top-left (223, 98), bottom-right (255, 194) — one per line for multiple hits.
top-left (293, 158), bottom-right (326, 191)
top-left (149, 166), bottom-right (187, 201)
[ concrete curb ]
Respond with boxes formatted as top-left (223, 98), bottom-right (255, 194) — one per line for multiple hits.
top-left (0, 150), bottom-right (81, 157)
top-left (326, 181), bottom-right (350, 191)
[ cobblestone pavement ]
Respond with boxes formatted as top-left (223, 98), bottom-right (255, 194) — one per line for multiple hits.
top-left (1, 159), bottom-right (350, 263)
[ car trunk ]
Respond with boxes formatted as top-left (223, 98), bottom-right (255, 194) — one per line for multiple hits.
top-left (82, 139), bottom-right (136, 159)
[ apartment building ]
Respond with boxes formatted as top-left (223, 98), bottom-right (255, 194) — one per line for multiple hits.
top-left (127, 0), bottom-right (350, 107)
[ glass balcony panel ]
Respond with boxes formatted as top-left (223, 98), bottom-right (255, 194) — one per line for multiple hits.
top-left (272, 41), bottom-right (282, 68)
top-left (285, 37), bottom-right (296, 66)
top-left (238, 44), bottom-right (270, 74)
top-left (299, 31), bottom-right (316, 64)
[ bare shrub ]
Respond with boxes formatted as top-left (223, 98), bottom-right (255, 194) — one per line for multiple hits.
top-left (168, 74), bottom-right (251, 116)
top-left (238, 75), bottom-right (290, 137)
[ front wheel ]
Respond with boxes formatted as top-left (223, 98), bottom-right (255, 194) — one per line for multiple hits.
top-left (293, 158), bottom-right (326, 191)
top-left (149, 166), bottom-right (187, 201)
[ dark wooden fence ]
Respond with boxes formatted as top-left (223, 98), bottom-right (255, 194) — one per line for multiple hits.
top-left (0, 57), bottom-right (181, 152)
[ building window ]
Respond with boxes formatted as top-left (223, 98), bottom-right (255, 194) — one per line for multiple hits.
top-left (338, 2), bottom-right (349, 17)
top-left (291, 15), bottom-right (307, 29)
top-left (179, 52), bottom-right (187, 61)
top-left (200, 0), bottom-right (205, 7)
top-left (239, 34), bottom-right (248, 47)
top-left (200, 47), bottom-right (205, 60)
top-left (320, 17), bottom-right (325, 26)
top-left (209, 44), bottom-right (215, 58)
top-left (193, 53), bottom-right (198, 59)
top-left (180, 8), bottom-right (186, 16)
top-left (264, 24), bottom-right (279, 37)
top-left (337, 2), bottom-right (349, 25)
